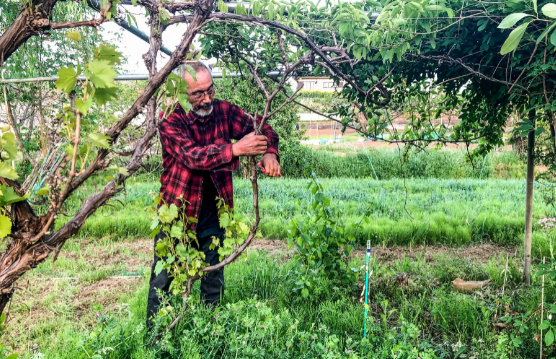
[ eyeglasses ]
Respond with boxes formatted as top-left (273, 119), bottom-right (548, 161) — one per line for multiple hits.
top-left (188, 85), bottom-right (215, 101)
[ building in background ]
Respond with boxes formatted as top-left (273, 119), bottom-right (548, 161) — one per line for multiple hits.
top-left (295, 77), bottom-right (344, 92)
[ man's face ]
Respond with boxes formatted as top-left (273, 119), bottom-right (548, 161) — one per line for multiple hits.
top-left (184, 69), bottom-right (214, 117)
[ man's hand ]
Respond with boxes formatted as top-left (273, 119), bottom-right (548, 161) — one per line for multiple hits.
top-left (232, 132), bottom-right (267, 157)
top-left (258, 153), bottom-right (281, 177)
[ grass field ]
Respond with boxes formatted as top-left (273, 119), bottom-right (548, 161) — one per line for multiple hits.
top-left (58, 175), bottom-right (554, 252)
top-left (5, 238), bottom-right (551, 358)
top-left (7, 154), bottom-right (556, 358)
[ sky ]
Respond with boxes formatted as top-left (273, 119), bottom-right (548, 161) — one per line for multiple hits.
top-left (102, 7), bottom-right (208, 74)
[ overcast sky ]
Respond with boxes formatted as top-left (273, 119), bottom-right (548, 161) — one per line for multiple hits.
top-left (102, 7), bottom-right (209, 74)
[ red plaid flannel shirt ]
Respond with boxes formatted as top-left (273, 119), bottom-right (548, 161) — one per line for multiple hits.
top-left (158, 99), bottom-right (279, 231)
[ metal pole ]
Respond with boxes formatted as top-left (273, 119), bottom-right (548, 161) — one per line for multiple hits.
top-left (0, 71), bottom-right (280, 84)
top-left (364, 240), bottom-right (371, 338)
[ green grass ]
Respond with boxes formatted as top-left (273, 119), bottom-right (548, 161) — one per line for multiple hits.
top-left (57, 176), bottom-right (554, 250)
top-left (278, 145), bottom-right (526, 180)
top-left (6, 248), bottom-right (554, 358)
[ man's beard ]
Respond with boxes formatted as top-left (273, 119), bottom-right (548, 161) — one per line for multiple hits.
top-left (193, 101), bottom-right (213, 117)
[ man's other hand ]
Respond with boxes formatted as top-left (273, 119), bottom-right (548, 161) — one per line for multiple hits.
top-left (232, 132), bottom-right (267, 157)
top-left (258, 153), bottom-right (281, 177)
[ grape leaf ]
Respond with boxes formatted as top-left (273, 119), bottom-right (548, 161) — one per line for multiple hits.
top-left (94, 44), bottom-right (122, 65)
top-left (55, 67), bottom-right (77, 93)
top-left (219, 212), bottom-right (230, 228)
top-left (75, 98), bottom-right (94, 115)
top-left (0, 214), bottom-right (11, 239)
top-left (184, 64), bottom-right (197, 81)
top-left (159, 8), bottom-right (171, 24)
top-left (0, 185), bottom-right (29, 205)
top-left (65, 31), bottom-right (81, 41)
top-left (0, 162), bottom-right (18, 180)
top-left (94, 87), bottom-right (119, 106)
top-left (88, 133), bottom-right (112, 149)
top-left (178, 93), bottom-right (193, 113)
top-left (171, 223), bottom-right (183, 239)
top-left (85, 60), bottom-right (117, 89)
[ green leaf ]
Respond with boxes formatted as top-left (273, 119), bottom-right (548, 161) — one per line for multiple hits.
top-left (425, 5), bottom-right (446, 12)
top-left (542, 3), bottom-right (556, 18)
top-left (65, 31), bottom-right (81, 41)
top-left (35, 187), bottom-right (49, 196)
top-left (551, 28), bottom-right (556, 46)
top-left (0, 185), bottom-right (28, 205)
top-left (85, 60), bottom-right (117, 89)
top-left (219, 212), bottom-right (230, 228)
top-left (534, 0), bottom-right (538, 13)
top-left (540, 322), bottom-right (551, 330)
top-left (0, 162), bottom-right (18, 180)
top-left (75, 98), bottom-right (93, 115)
top-left (55, 67), bottom-right (77, 94)
top-left (170, 222), bottom-right (183, 238)
top-left (159, 8), bottom-right (171, 24)
top-left (303, 61), bottom-right (319, 77)
top-left (94, 87), bottom-right (119, 106)
top-left (154, 260), bottom-right (164, 275)
top-left (94, 44), bottom-right (122, 65)
top-left (184, 64), bottom-right (197, 81)
top-left (536, 21), bottom-right (556, 43)
top-left (500, 23), bottom-right (529, 55)
top-left (217, 0), bottom-right (228, 13)
top-left (535, 127), bottom-right (545, 136)
top-left (0, 214), bottom-right (11, 239)
top-left (498, 13), bottom-right (532, 29)
top-left (158, 204), bottom-right (179, 224)
top-left (1, 134), bottom-right (18, 161)
top-left (236, 3), bottom-right (246, 15)
top-left (301, 288), bottom-right (309, 297)
top-left (546, 329), bottom-right (555, 346)
top-left (178, 93), bottom-right (193, 113)
top-left (252, 1), bottom-right (261, 16)
top-left (176, 243), bottom-right (187, 257)
top-left (88, 133), bottom-right (112, 149)
top-left (315, 192), bottom-right (325, 203)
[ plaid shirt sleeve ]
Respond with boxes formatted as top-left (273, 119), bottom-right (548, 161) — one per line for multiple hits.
top-left (228, 103), bottom-right (280, 161)
top-left (159, 113), bottom-right (237, 171)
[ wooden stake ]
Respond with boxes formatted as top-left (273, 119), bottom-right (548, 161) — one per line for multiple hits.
top-left (524, 111), bottom-right (536, 284)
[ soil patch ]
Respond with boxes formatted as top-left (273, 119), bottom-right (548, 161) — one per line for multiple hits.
top-left (353, 244), bottom-right (518, 264)
top-left (75, 276), bottom-right (142, 313)
top-left (247, 239), bottom-right (518, 264)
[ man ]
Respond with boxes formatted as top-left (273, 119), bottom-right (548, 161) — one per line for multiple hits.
top-left (147, 61), bottom-right (281, 324)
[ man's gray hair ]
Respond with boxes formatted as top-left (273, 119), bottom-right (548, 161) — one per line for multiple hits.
top-left (174, 61), bottom-right (213, 80)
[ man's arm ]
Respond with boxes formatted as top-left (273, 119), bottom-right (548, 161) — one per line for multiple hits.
top-left (228, 103), bottom-right (281, 177)
top-left (159, 116), bottom-right (238, 171)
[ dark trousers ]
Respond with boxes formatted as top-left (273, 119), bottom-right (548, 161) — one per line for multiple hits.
top-left (146, 230), bottom-right (225, 325)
